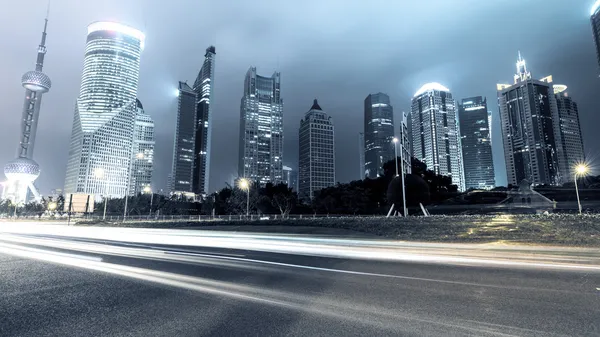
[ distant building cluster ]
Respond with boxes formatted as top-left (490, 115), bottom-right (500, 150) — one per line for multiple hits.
top-left (7, 1), bottom-right (600, 205)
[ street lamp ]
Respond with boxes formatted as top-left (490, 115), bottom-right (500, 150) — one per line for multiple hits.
top-left (392, 138), bottom-right (399, 177)
top-left (574, 163), bottom-right (589, 215)
top-left (47, 201), bottom-right (57, 213)
top-left (143, 186), bottom-right (153, 218)
top-left (392, 137), bottom-right (408, 216)
top-left (238, 178), bottom-right (250, 216)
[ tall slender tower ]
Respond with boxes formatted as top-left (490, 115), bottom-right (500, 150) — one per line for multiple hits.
top-left (458, 97), bottom-right (495, 190)
top-left (3, 16), bottom-right (52, 204)
top-left (64, 22), bottom-right (145, 198)
top-left (170, 82), bottom-right (197, 196)
top-left (298, 100), bottom-right (335, 200)
top-left (411, 83), bottom-right (465, 191)
top-left (238, 67), bottom-right (283, 185)
top-left (364, 93), bottom-right (395, 178)
top-left (130, 99), bottom-right (155, 195)
top-left (553, 84), bottom-right (585, 178)
top-left (192, 46), bottom-right (216, 196)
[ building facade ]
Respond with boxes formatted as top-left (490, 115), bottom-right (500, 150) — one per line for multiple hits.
top-left (130, 99), bottom-right (154, 195)
top-left (398, 111), bottom-right (412, 176)
top-left (170, 81), bottom-right (197, 195)
top-left (411, 83), bottom-right (465, 191)
top-left (298, 100), bottom-right (335, 200)
top-left (591, 1), bottom-right (600, 72)
top-left (3, 17), bottom-right (51, 204)
top-left (364, 93), bottom-right (395, 179)
top-left (497, 54), bottom-right (562, 186)
top-left (192, 46), bottom-right (216, 195)
top-left (238, 67), bottom-right (283, 185)
top-left (458, 97), bottom-right (495, 190)
top-left (64, 22), bottom-right (145, 198)
top-left (554, 85), bottom-right (585, 179)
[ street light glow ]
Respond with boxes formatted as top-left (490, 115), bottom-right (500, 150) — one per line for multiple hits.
top-left (143, 186), bottom-right (152, 194)
top-left (392, 137), bottom-right (399, 143)
top-left (575, 164), bottom-right (589, 175)
top-left (238, 178), bottom-right (250, 190)
top-left (47, 202), bottom-right (57, 211)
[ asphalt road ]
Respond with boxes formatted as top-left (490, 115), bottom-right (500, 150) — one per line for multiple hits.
top-left (0, 226), bottom-right (599, 336)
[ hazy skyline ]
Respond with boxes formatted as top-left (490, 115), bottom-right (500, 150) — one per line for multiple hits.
top-left (1, 0), bottom-right (599, 194)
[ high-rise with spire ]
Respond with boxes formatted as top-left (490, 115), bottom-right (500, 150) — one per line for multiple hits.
top-left (2, 14), bottom-right (52, 204)
top-left (497, 53), bottom-right (563, 186)
top-left (192, 46), bottom-right (216, 196)
top-left (299, 100), bottom-right (335, 200)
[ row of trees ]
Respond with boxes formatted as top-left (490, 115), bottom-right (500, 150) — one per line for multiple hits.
top-left (2, 157), bottom-right (462, 218)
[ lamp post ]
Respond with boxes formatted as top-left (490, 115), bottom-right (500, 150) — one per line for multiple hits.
top-left (393, 137), bottom-right (408, 216)
top-left (143, 186), bottom-right (153, 218)
top-left (392, 138), bottom-right (399, 177)
top-left (574, 164), bottom-right (589, 215)
top-left (238, 178), bottom-right (250, 217)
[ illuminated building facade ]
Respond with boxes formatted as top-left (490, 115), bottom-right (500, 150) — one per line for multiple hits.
top-left (192, 46), bottom-right (216, 196)
top-left (170, 82), bottom-right (196, 195)
top-left (238, 67), bottom-right (283, 185)
top-left (364, 93), bottom-right (395, 178)
top-left (299, 100), bottom-right (335, 200)
top-left (64, 22), bottom-right (145, 198)
top-left (411, 83), bottom-right (465, 191)
top-left (553, 84), bottom-right (585, 179)
top-left (3, 16), bottom-right (51, 204)
top-left (458, 97), bottom-right (495, 190)
top-left (497, 53), bottom-right (562, 186)
top-left (130, 99), bottom-right (154, 195)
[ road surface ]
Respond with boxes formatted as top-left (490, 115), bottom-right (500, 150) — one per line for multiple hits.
top-left (0, 224), bottom-right (599, 336)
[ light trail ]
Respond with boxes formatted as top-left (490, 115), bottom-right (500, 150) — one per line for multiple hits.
top-left (0, 223), bottom-right (599, 271)
top-left (0, 239), bottom-right (567, 337)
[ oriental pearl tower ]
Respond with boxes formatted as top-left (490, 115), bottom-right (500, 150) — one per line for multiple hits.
top-left (2, 15), bottom-right (51, 204)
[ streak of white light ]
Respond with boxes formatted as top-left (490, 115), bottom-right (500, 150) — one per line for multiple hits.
top-left (0, 240), bottom-right (565, 336)
top-left (1, 224), bottom-right (599, 271)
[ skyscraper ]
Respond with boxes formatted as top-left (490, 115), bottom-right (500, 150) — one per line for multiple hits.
top-left (554, 84), bottom-right (585, 179)
top-left (411, 83), bottom-right (465, 191)
top-left (364, 93), bottom-right (395, 178)
top-left (238, 67), bottom-right (283, 185)
top-left (192, 46), bottom-right (216, 195)
top-left (2, 16), bottom-right (51, 204)
top-left (497, 53), bottom-right (562, 186)
top-left (458, 97), bottom-right (495, 190)
top-left (591, 1), bottom-right (600, 71)
top-left (64, 22), bottom-right (145, 198)
top-left (299, 100), bottom-right (335, 200)
top-left (130, 99), bottom-right (155, 195)
top-left (170, 81), bottom-right (196, 196)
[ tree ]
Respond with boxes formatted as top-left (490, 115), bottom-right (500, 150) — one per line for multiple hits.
top-left (270, 184), bottom-right (297, 217)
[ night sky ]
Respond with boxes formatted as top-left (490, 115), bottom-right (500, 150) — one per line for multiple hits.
top-left (1, 0), bottom-right (599, 194)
